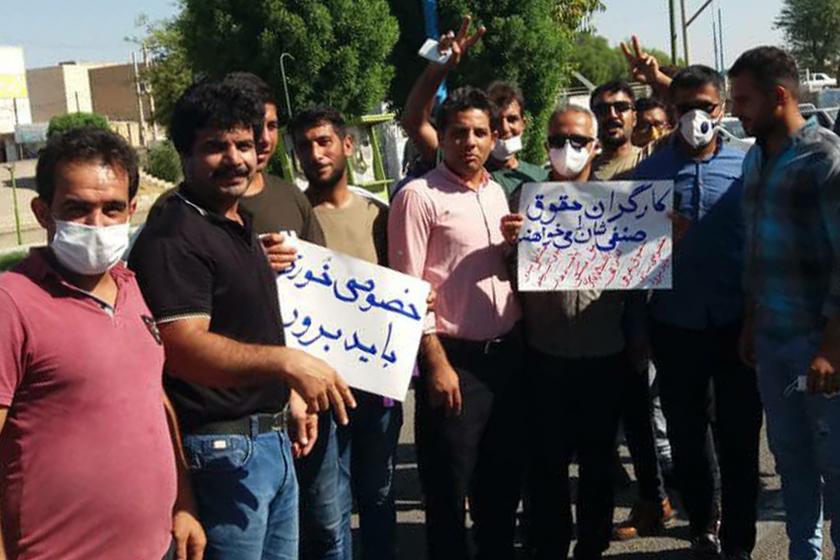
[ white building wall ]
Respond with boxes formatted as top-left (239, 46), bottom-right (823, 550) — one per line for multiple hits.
top-left (0, 46), bottom-right (32, 134)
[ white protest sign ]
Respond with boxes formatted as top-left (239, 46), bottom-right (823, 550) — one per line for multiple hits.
top-left (276, 240), bottom-right (430, 401)
top-left (517, 181), bottom-right (673, 291)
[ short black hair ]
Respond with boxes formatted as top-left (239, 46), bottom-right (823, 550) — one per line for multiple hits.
top-left (590, 81), bottom-right (636, 107)
top-left (288, 105), bottom-right (348, 143)
top-left (436, 86), bottom-right (500, 134)
top-left (729, 46), bottom-right (800, 98)
top-left (669, 64), bottom-right (725, 95)
top-left (486, 81), bottom-right (525, 117)
top-left (635, 97), bottom-right (667, 114)
top-left (222, 71), bottom-right (277, 108)
top-left (169, 78), bottom-right (264, 155)
top-left (36, 126), bottom-right (139, 204)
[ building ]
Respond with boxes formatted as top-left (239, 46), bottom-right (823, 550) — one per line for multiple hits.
top-left (89, 63), bottom-right (156, 146)
top-left (26, 61), bottom-right (115, 122)
top-left (0, 46), bottom-right (33, 162)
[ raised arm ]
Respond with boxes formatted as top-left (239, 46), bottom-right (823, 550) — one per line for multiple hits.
top-left (401, 15), bottom-right (486, 163)
top-left (620, 35), bottom-right (673, 100)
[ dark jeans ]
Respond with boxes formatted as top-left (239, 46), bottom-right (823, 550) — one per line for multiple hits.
top-left (337, 391), bottom-right (403, 560)
top-left (296, 413), bottom-right (346, 560)
top-left (415, 329), bottom-right (525, 560)
top-left (621, 361), bottom-right (668, 503)
top-left (527, 349), bottom-right (627, 560)
top-left (651, 320), bottom-right (763, 555)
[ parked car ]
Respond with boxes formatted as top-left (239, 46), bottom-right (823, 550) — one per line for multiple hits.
top-left (802, 72), bottom-right (838, 92)
top-left (719, 117), bottom-right (755, 151)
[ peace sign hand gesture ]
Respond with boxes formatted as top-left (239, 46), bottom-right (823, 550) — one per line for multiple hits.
top-left (620, 35), bottom-right (663, 85)
top-left (439, 14), bottom-right (486, 69)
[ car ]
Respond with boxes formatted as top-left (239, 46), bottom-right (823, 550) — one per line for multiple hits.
top-left (802, 72), bottom-right (838, 92)
top-left (719, 117), bottom-right (755, 151)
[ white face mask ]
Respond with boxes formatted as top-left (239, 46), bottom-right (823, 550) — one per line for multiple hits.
top-left (51, 220), bottom-right (131, 275)
top-left (679, 109), bottom-right (718, 149)
top-left (549, 143), bottom-right (591, 179)
top-left (491, 135), bottom-right (523, 161)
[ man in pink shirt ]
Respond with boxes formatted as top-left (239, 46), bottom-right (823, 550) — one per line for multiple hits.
top-left (389, 87), bottom-right (524, 559)
top-left (0, 128), bottom-right (205, 560)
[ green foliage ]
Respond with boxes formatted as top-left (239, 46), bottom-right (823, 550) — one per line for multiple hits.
top-left (776, 0), bottom-right (840, 73)
top-left (177, 0), bottom-right (399, 121)
top-left (131, 15), bottom-right (194, 127)
top-left (47, 112), bottom-right (110, 139)
top-left (389, 0), bottom-right (602, 163)
top-left (144, 140), bottom-right (182, 183)
top-left (570, 33), bottom-right (681, 87)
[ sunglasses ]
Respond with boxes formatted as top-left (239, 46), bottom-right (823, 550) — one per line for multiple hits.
top-left (547, 134), bottom-right (595, 150)
top-left (592, 101), bottom-right (634, 117)
top-left (675, 101), bottom-right (719, 115)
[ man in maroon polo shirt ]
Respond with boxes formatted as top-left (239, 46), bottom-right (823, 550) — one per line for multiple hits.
top-left (0, 127), bottom-right (205, 560)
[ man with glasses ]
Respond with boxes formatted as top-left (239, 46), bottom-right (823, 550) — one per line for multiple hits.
top-left (500, 106), bottom-right (636, 559)
top-left (590, 81), bottom-right (645, 180)
top-left (633, 65), bottom-right (762, 560)
top-left (633, 98), bottom-right (672, 148)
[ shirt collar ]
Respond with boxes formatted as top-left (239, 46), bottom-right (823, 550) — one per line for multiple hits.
top-left (176, 184), bottom-right (255, 233)
top-left (435, 161), bottom-right (491, 191)
top-left (21, 246), bottom-right (133, 289)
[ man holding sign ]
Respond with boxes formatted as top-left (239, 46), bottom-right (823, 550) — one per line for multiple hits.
top-left (501, 105), bottom-right (651, 559)
top-left (633, 66), bottom-right (761, 560)
top-left (390, 86), bottom-right (524, 559)
top-left (290, 105), bottom-right (401, 560)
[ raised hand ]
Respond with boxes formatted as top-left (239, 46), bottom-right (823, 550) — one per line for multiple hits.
top-left (439, 14), bottom-right (486, 68)
top-left (620, 35), bottom-right (664, 86)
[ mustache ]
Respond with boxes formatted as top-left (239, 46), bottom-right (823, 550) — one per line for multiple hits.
top-left (605, 120), bottom-right (624, 129)
top-left (211, 165), bottom-right (250, 179)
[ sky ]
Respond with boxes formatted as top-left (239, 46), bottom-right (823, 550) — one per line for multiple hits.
top-left (594, 0), bottom-right (785, 69)
top-left (3, 0), bottom-right (784, 70)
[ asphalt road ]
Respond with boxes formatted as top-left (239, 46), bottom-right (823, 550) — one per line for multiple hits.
top-left (368, 388), bottom-right (832, 560)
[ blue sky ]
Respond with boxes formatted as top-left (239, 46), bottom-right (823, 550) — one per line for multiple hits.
top-left (4, 0), bottom-right (784, 70)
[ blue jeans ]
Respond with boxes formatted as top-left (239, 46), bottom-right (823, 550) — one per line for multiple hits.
top-left (337, 392), bottom-right (403, 560)
top-left (183, 422), bottom-right (299, 560)
top-left (756, 330), bottom-right (840, 560)
top-left (296, 413), bottom-right (347, 559)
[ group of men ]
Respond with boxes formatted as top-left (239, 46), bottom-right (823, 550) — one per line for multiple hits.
top-left (0, 15), bottom-right (839, 560)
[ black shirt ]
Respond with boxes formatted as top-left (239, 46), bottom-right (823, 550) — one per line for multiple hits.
top-left (129, 186), bottom-right (289, 432)
top-left (239, 174), bottom-right (326, 244)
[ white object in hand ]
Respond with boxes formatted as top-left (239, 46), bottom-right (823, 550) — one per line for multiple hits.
top-left (418, 39), bottom-right (452, 65)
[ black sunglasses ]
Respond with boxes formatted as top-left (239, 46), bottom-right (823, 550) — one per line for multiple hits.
top-left (675, 101), bottom-right (719, 115)
top-left (592, 101), bottom-right (634, 117)
top-left (547, 134), bottom-right (595, 150)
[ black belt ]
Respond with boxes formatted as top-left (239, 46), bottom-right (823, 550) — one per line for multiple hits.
top-left (440, 325), bottom-right (522, 356)
top-left (191, 410), bottom-right (289, 437)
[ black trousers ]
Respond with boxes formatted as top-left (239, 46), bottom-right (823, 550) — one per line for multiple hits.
top-left (527, 349), bottom-right (627, 560)
top-left (650, 320), bottom-right (763, 555)
top-left (621, 361), bottom-right (667, 503)
top-left (415, 329), bottom-right (525, 560)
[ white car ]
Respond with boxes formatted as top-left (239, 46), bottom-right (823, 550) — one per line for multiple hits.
top-left (802, 72), bottom-right (838, 92)
top-left (719, 118), bottom-right (756, 152)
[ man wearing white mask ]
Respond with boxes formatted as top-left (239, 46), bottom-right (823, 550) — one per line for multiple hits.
top-left (633, 65), bottom-right (762, 560)
top-left (0, 127), bottom-right (206, 559)
top-left (501, 106), bottom-right (643, 559)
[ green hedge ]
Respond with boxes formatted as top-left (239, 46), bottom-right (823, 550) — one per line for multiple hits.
top-left (47, 112), bottom-right (110, 139)
top-left (144, 140), bottom-right (182, 183)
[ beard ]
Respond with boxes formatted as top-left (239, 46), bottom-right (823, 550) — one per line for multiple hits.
top-left (306, 159), bottom-right (347, 192)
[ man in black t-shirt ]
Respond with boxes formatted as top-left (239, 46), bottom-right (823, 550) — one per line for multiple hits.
top-left (130, 78), bottom-right (356, 559)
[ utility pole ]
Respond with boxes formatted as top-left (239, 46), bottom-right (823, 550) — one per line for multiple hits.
top-left (712, 16), bottom-right (720, 72)
top-left (680, 0), bottom-right (690, 65)
top-left (131, 52), bottom-right (147, 147)
top-left (142, 46), bottom-right (159, 142)
top-left (669, 0), bottom-right (679, 65)
top-left (718, 3), bottom-right (726, 71)
top-left (279, 53), bottom-right (295, 119)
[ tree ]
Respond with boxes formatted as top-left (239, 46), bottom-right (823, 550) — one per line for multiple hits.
top-left (776, 0), bottom-right (840, 73)
top-left (176, 0), bottom-right (399, 121)
top-left (388, 0), bottom-right (604, 163)
top-left (569, 33), bottom-right (626, 85)
top-left (131, 15), bottom-right (194, 128)
top-left (47, 112), bottom-right (110, 139)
